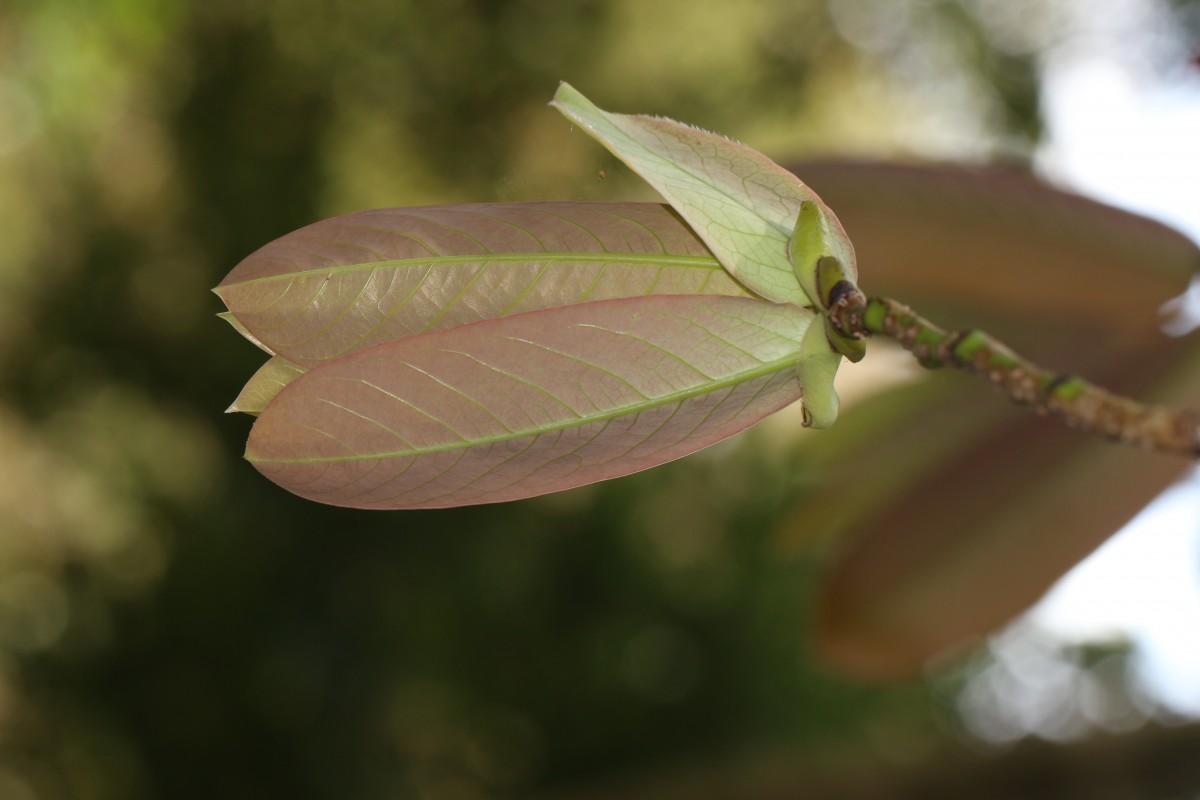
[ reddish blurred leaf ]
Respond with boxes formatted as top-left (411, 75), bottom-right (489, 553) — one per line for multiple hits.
top-left (782, 161), bottom-right (1200, 678)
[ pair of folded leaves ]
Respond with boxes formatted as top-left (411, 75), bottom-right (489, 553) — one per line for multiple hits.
top-left (216, 83), bottom-right (864, 511)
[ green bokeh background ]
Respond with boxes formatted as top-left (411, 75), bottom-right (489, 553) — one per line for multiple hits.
top-left (1, 1), bottom-right (1195, 798)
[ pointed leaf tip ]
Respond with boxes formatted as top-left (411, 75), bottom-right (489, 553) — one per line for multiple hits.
top-left (217, 311), bottom-right (274, 356)
top-left (226, 356), bottom-right (305, 416)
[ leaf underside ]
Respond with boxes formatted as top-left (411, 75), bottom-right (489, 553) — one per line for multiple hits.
top-left (226, 356), bottom-right (305, 415)
top-left (217, 311), bottom-right (274, 355)
top-left (247, 295), bottom-right (811, 509)
top-left (216, 201), bottom-right (755, 369)
top-left (552, 82), bottom-right (856, 306)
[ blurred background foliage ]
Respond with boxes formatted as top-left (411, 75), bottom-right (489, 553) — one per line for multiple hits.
top-left (0, 0), bottom-right (1198, 798)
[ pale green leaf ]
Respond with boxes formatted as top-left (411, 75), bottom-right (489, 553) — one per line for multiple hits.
top-left (795, 318), bottom-right (843, 429)
top-left (226, 356), bottom-right (305, 416)
top-left (217, 311), bottom-right (274, 355)
top-left (551, 82), bottom-right (856, 306)
top-left (789, 201), bottom-right (857, 311)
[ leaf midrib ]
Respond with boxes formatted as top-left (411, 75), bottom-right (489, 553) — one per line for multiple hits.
top-left (247, 350), bottom-right (799, 464)
top-left (220, 252), bottom-right (723, 290)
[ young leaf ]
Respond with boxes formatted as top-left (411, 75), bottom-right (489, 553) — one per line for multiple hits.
top-left (218, 311), bottom-right (274, 355)
top-left (551, 83), bottom-right (856, 307)
top-left (789, 201), bottom-right (857, 311)
top-left (226, 356), bottom-right (305, 416)
top-left (216, 201), bottom-right (754, 368)
top-left (246, 295), bottom-right (813, 509)
top-left (785, 201), bottom-right (862, 428)
top-left (795, 318), bottom-right (843, 428)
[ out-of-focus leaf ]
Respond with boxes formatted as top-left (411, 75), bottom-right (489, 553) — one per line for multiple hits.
top-left (247, 295), bottom-right (812, 509)
top-left (795, 161), bottom-right (1199, 359)
top-left (810, 342), bottom-right (1200, 678)
top-left (552, 83), bottom-right (856, 307)
top-left (226, 356), bottom-right (305, 416)
top-left (216, 201), bottom-right (754, 368)
top-left (780, 161), bottom-right (1200, 679)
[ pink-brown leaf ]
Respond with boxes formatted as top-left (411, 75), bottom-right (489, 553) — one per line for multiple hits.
top-left (217, 202), bottom-right (753, 368)
top-left (247, 295), bottom-right (811, 509)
